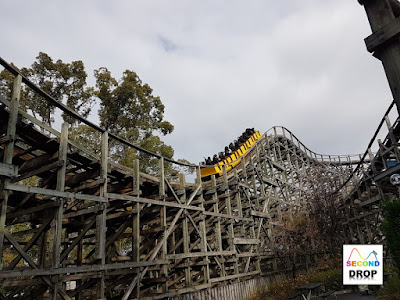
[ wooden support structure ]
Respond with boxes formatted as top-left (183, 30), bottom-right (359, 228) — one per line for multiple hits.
top-left (360, 0), bottom-right (400, 113)
top-left (0, 75), bottom-right (21, 270)
top-left (0, 50), bottom-right (399, 299)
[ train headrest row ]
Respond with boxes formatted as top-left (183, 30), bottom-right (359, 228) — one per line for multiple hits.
top-left (202, 128), bottom-right (256, 165)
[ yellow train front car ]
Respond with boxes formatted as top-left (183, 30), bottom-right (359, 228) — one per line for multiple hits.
top-left (200, 131), bottom-right (261, 177)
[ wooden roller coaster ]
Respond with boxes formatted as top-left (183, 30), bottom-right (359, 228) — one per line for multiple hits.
top-left (1, 1), bottom-right (400, 299)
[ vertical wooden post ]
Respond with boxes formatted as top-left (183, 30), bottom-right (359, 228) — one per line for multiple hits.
top-left (196, 166), bottom-right (210, 283)
top-left (133, 158), bottom-right (140, 194)
top-left (76, 222), bottom-right (83, 300)
top-left (0, 75), bottom-right (21, 270)
top-left (52, 122), bottom-right (68, 300)
top-left (159, 157), bottom-right (168, 292)
top-left (97, 131), bottom-right (108, 299)
top-left (212, 175), bottom-right (225, 276)
top-left (180, 173), bottom-right (191, 287)
top-left (359, 0), bottom-right (400, 114)
top-left (132, 159), bottom-right (141, 299)
top-left (223, 165), bottom-right (238, 276)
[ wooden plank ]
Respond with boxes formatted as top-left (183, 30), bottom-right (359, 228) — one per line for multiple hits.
top-left (107, 192), bottom-right (203, 211)
top-left (166, 251), bottom-right (236, 260)
top-left (208, 271), bottom-right (259, 283)
top-left (236, 252), bottom-right (261, 258)
top-left (19, 153), bottom-right (53, 173)
top-left (203, 211), bottom-right (253, 222)
top-left (11, 160), bottom-right (63, 183)
top-left (250, 210), bottom-right (270, 218)
top-left (0, 163), bottom-right (18, 178)
top-left (7, 201), bottom-right (59, 219)
top-left (63, 206), bottom-right (101, 219)
top-left (233, 238), bottom-right (260, 245)
top-left (0, 260), bottom-right (171, 279)
top-left (18, 108), bottom-right (100, 162)
top-left (365, 17), bottom-right (400, 53)
top-left (5, 183), bottom-right (107, 202)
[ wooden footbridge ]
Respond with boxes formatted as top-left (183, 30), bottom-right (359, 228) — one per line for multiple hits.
top-left (2, 1), bottom-right (400, 299)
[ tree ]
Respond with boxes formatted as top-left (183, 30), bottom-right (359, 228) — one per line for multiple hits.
top-left (95, 68), bottom-right (173, 136)
top-left (93, 67), bottom-right (176, 174)
top-left (1, 52), bottom-right (185, 175)
top-left (0, 64), bottom-right (15, 99)
top-left (0, 52), bottom-right (95, 126)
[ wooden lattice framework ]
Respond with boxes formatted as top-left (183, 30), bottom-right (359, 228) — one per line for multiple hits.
top-left (0, 59), bottom-right (367, 299)
top-left (3, 1), bottom-right (400, 293)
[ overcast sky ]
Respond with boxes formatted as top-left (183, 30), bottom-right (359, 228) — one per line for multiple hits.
top-left (0, 0), bottom-right (395, 165)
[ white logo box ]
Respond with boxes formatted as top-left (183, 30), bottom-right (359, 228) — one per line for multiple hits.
top-left (343, 244), bottom-right (383, 285)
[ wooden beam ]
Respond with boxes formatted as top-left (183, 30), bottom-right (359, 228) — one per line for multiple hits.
top-left (233, 238), bottom-right (260, 245)
top-left (0, 163), bottom-right (18, 178)
top-left (51, 122), bottom-right (68, 299)
top-left (11, 160), bottom-right (63, 183)
top-left (166, 251), bottom-right (236, 260)
top-left (7, 202), bottom-right (59, 220)
top-left (5, 183), bottom-right (107, 202)
top-left (250, 210), bottom-right (270, 218)
top-left (106, 192), bottom-right (203, 211)
top-left (360, 0), bottom-right (400, 113)
top-left (0, 260), bottom-right (171, 279)
top-left (97, 131), bottom-right (108, 299)
top-left (208, 271), bottom-right (259, 283)
top-left (0, 75), bottom-right (21, 270)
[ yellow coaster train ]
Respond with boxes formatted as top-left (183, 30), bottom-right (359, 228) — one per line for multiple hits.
top-left (200, 129), bottom-right (261, 177)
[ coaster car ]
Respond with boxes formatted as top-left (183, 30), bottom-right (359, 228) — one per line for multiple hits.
top-left (200, 131), bottom-right (261, 177)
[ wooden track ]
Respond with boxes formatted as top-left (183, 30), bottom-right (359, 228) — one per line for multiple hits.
top-left (1, 54), bottom-right (400, 299)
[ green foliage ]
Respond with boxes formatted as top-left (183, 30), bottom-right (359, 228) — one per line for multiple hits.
top-left (378, 274), bottom-right (400, 300)
top-left (69, 125), bottom-right (101, 155)
top-left (0, 64), bottom-right (15, 98)
top-left (95, 67), bottom-right (173, 136)
top-left (0, 52), bottom-right (95, 126)
top-left (1, 52), bottom-right (184, 175)
top-left (94, 67), bottom-right (176, 174)
top-left (382, 198), bottom-right (400, 274)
